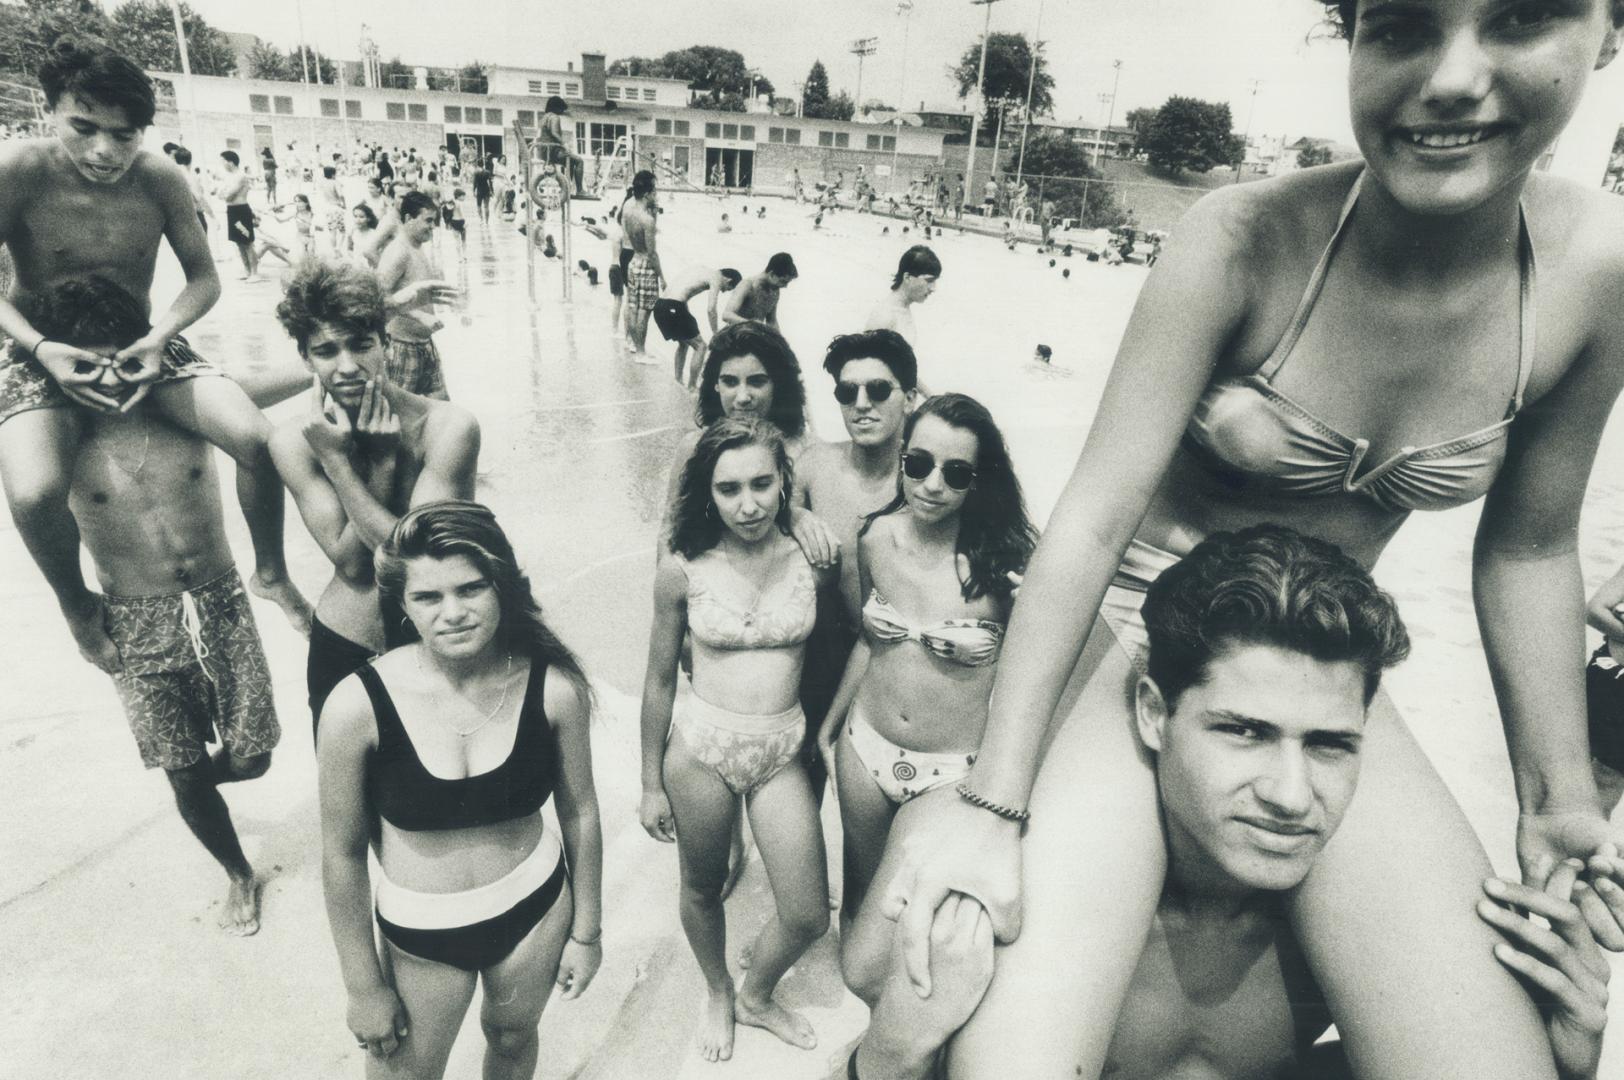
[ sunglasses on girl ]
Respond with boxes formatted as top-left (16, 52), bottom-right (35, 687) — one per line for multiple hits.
top-left (834, 379), bottom-right (898, 406)
top-left (902, 449), bottom-right (976, 491)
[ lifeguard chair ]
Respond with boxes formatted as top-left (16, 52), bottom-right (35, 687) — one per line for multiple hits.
top-left (512, 123), bottom-right (575, 303)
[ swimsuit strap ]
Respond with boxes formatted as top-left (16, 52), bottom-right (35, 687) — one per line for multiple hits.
top-left (1510, 201), bottom-right (1536, 416)
top-left (352, 662), bottom-right (404, 746)
top-left (1257, 171), bottom-right (1365, 381)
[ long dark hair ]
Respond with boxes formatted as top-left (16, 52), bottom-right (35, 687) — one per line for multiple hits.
top-left (376, 501), bottom-right (591, 705)
top-left (695, 322), bottom-right (807, 438)
top-left (669, 419), bottom-right (794, 560)
top-left (863, 393), bottom-right (1037, 603)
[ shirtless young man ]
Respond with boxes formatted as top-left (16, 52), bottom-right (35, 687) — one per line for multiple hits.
top-left (0, 39), bottom-right (308, 674)
top-left (846, 526), bottom-right (1612, 1080)
top-left (796, 330), bottom-right (919, 800)
top-left (218, 151), bottom-right (260, 282)
top-left (723, 252), bottom-right (798, 331)
top-left (622, 169), bottom-right (663, 355)
top-left (268, 260), bottom-right (480, 730)
top-left (376, 190), bottom-right (461, 400)
top-left (864, 245), bottom-right (940, 353)
top-left (654, 266), bottom-right (742, 388)
top-left (31, 276), bottom-right (283, 936)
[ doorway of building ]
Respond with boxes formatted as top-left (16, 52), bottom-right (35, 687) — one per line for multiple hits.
top-left (444, 133), bottom-right (504, 159)
top-left (672, 144), bottom-right (690, 181)
top-left (703, 147), bottom-right (753, 189)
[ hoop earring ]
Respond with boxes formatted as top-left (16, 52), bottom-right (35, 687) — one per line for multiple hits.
top-left (705, 502), bottom-right (718, 522)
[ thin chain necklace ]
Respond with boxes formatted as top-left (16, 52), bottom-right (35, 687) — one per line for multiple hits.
top-left (101, 411), bottom-right (151, 478)
top-left (417, 646), bottom-right (514, 738)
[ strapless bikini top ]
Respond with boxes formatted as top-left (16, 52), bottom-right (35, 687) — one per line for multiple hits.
top-left (862, 589), bottom-right (1004, 667)
top-left (1182, 171), bottom-right (1534, 515)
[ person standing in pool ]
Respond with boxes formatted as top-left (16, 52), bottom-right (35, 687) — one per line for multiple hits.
top-left (864, 245), bottom-right (941, 354)
top-left (889, 4), bottom-right (1624, 1078)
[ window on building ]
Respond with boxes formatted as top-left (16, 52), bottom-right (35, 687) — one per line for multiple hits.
top-left (866, 133), bottom-right (882, 150)
top-left (225, 137), bottom-right (241, 151)
top-left (655, 118), bottom-right (672, 136)
top-left (273, 95), bottom-right (294, 115)
top-left (768, 127), bottom-right (783, 144)
top-left (565, 83), bottom-right (579, 97)
top-left (528, 80), bottom-right (544, 94)
top-left (345, 99), bottom-right (361, 118)
top-left (320, 98), bottom-right (339, 117)
top-left (484, 108), bottom-right (502, 126)
top-left (583, 122), bottom-right (627, 156)
top-left (739, 125), bottom-right (755, 141)
top-left (818, 130), bottom-right (833, 147)
top-left (882, 135), bottom-right (896, 151)
top-left (607, 86), bottom-right (621, 100)
top-left (444, 105), bottom-right (463, 124)
top-left (408, 103), bottom-right (428, 122)
top-left (785, 128), bottom-right (800, 145)
top-left (517, 109), bottom-right (535, 128)
top-left (835, 132), bottom-right (850, 148)
top-left (546, 81), bottom-right (561, 94)
top-left (386, 102), bottom-right (406, 121)
top-left (706, 123), bottom-right (721, 139)
top-left (674, 120), bottom-right (690, 136)
top-left (722, 123), bottom-right (738, 140)
top-left (249, 94), bottom-right (270, 114)
top-left (642, 88), bottom-right (656, 101)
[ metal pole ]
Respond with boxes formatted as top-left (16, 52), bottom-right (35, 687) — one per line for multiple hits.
top-left (1014, 0), bottom-right (1044, 189)
top-left (964, 0), bottom-right (999, 214)
top-left (1233, 79), bottom-right (1260, 182)
top-left (164, 0), bottom-right (199, 149)
top-left (293, 0), bottom-right (317, 150)
top-left (890, 0), bottom-right (912, 196)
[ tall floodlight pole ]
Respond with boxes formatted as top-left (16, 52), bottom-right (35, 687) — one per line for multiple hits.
top-left (164, 0), bottom-right (199, 147)
top-left (890, 0), bottom-right (913, 195)
top-left (293, 0), bottom-right (318, 146)
top-left (964, 0), bottom-right (1002, 208)
top-left (1233, 78), bottom-right (1261, 182)
top-left (851, 37), bottom-right (878, 117)
top-left (1014, 0), bottom-right (1045, 190)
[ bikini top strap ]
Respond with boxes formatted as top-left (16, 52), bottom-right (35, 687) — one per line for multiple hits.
top-left (1257, 170), bottom-right (1366, 382)
top-left (1510, 201), bottom-right (1536, 416)
top-left (351, 661), bottom-right (404, 746)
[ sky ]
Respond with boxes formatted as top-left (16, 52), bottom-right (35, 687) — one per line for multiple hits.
top-left (135, 0), bottom-right (1360, 143)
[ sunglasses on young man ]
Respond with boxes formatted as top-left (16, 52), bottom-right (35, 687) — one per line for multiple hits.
top-left (833, 378), bottom-right (899, 406)
top-left (901, 449), bottom-right (977, 491)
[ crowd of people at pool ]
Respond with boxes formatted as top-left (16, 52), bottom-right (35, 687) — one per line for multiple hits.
top-left (7, 3), bottom-right (1624, 1077)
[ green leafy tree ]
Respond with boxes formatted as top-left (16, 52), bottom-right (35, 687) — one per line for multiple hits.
top-left (245, 40), bottom-right (289, 80)
top-left (378, 55), bottom-right (412, 90)
top-left (1123, 106), bottom-right (1157, 134)
top-left (1295, 140), bottom-right (1333, 168)
top-left (1017, 132), bottom-right (1123, 228)
top-left (0, 0), bottom-right (115, 81)
top-left (608, 55), bottom-right (660, 76)
top-left (951, 32), bottom-right (1053, 131)
top-left (801, 59), bottom-right (830, 117)
top-left (1140, 95), bottom-right (1242, 177)
top-left (110, 0), bottom-right (235, 76)
top-left (285, 46), bottom-right (336, 84)
top-left (458, 61), bottom-right (488, 94)
top-left (823, 89), bottom-right (855, 122)
top-left (659, 45), bottom-right (752, 107)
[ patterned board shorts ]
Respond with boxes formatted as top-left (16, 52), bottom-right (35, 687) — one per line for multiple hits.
top-left (627, 254), bottom-right (660, 312)
top-left (385, 336), bottom-right (449, 400)
top-left (0, 335), bottom-right (218, 427)
top-left (105, 568), bottom-right (281, 771)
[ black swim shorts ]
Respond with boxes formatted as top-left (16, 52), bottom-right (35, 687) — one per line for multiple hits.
top-left (653, 298), bottom-right (700, 342)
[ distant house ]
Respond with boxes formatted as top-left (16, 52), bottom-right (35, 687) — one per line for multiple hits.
top-left (1272, 135), bottom-right (1360, 174)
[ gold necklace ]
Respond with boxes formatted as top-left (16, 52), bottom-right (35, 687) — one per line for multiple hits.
top-left (100, 411), bottom-right (151, 478)
top-left (417, 647), bottom-right (515, 738)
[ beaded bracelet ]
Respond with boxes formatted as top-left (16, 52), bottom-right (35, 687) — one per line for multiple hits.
top-left (955, 782), bottom-right (1031, 825)
top-left (569, 927), bottom-right (602, 947)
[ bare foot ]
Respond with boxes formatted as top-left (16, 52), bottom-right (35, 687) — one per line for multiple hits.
top-left (735, 990), bottom-right (817, 1050)
top-left (249, 572), bottom-right (313, 637)
top-left (219, 875), bottom-right (262, 936)
top-left (697, 982), bottom-right (736, 1062)
top-left (63, 597), bottom-right (121, 674)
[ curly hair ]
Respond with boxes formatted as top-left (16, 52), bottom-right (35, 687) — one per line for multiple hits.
top-left (39, 37), bottom-right (154, 127)
top-left (863, 393), bottom-right (1037, 604)
top-left (1142, 523), bottom-right (1410, 709)
top-left (694, 322), bottom-right (807, 438)
top-left (1316, 0), bottom-right (1354, 38)
top-left (20, 275), bottom-right (149, 349)
top-left (375, 500), bottom-right (592, 706)
top-left (274, 258), bottom-right (388, 354)
top-left (669, 418), bottom-right (795, 560)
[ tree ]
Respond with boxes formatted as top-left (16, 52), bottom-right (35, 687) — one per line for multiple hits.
top-left (801, 59), bottom-right (830, 118)
top-left (378, 55), bottom-right (412, 90)
top-left (1296, 140), bottom-right (1333, 168)
top-left (658, 45), bottom-right (751, 107)
top-left (285, 46), bottom-right (337, 84)
top-left (110, 1), bottom-right (235, 76)
top-left (0, 0), bottom-right (115, 81)
top-left (1017, 132), bottom-right (1124, 228)
top-left (457, 60), bottom-right (488, 94)
top-left (823, 89), bottom-right (855, 122)
top-left (1139, 96), bottom-right (1243, 177)
top-left (1123, 106), bottom-right (1157, 134)
top-left (245, 40), bottom-right (289, 80)
top-left (951, 32), bottom-right (1053, 130)
top-left (608, 55), bottom-right (663, 77)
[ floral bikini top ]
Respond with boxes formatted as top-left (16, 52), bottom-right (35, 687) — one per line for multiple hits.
top-left (684, 551), bottom-right (818, 651)
top-left (862, 589), bottom-right (1004, 668)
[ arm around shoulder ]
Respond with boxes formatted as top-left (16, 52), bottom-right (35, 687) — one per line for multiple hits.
top-left (414, 405), bottom-right (481, 504)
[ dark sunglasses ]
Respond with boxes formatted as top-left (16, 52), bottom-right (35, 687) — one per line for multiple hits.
top-left (902, 449), bottom-right (976, 491)
top-left (833, 379), bottom-right (897, 406)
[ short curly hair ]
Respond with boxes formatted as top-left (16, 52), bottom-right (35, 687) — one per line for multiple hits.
top-left (1317, 0), bottom-right (1355, 38)
top-left (1143, 523), bottom-right (1410, 708)
top-left (20, 276), bottom-right (149, 349)
top-left (38, 38), bottom-right (154, 127)
top-left (275, 259), bottom-right (388, 354)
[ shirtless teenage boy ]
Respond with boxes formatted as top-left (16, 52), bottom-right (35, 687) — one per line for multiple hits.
top-left (269, 260), bottom-right (479, 728)
top-left (622, 169), bottom-right (663, 355)
top-left (847, 525), bottom-right (1612, 1080)
top-left (723, 252), bottom-right (797, 331)
top-left (0, 39), bottom-right (308, 674)
top-left (376, 190), bottom-right (460, 400)
top-left (864, 245), bottom-right (940, 353)
top-left (654, 266), bottom-right (742, 388)
top-left (218, 150), bottom-right (260, 282)
top-left (30, 276), bottom-right (282, 936)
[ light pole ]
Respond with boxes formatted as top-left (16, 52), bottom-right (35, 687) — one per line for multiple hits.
top-left (1014, 0), bottom-right (1045, 190)
top-left (1093, 92), bottom-right (1113, 167)
top-left (964, 0), bottom-right (1002, 210)
top-left (1096, 58), bottom-right (1122, 167)
top-left (1233, 79), bottom-right (1261, 181)
top-left (163, 0), bottom-right (199, 148)
top-left (891, 0), bottom-right (913, 195)
top-left (851, 37), bottom-right (878, 117)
